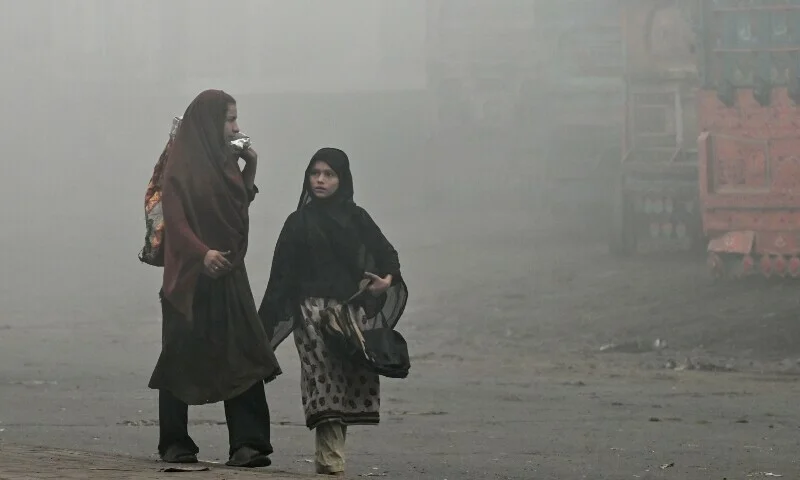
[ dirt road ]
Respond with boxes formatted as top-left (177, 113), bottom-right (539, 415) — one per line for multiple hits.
top-left (2, 204), bottom-right (800, 478)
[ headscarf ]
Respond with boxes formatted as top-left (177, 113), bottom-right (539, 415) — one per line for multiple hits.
top-left (298, 147), bottom-right (354, 209)
top-left (161, 89), bottom-right (251, 316)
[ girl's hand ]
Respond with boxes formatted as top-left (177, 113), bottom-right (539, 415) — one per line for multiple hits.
top-left (364, 272), bottom-right (392, 296)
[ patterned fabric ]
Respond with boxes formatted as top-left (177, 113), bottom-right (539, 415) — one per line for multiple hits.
top-left (294, 298), bottom-right (380, 430)
top-left (318, 282), bottom-right (372, 365)
top-left (139, 137), bottom-right (174, 267)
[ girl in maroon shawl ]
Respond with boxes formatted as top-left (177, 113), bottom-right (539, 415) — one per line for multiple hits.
top-left (148, 90), bottom-right (281, 468)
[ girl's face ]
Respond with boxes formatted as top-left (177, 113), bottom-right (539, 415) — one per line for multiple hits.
top-left (223, 103), bottom-right (239, 142)
top-left (308, 160), bottom-right (340, 199)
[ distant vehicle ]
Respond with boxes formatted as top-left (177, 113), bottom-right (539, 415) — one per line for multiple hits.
top-left (610, 0), bottom-right (704, 255)
top-left (697, 0), bottom-right (800, 278)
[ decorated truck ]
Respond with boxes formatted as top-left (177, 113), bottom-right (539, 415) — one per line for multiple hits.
top-left (610, 0), bottom-right (704, 255)
top-left (696, 0), bottom-right (800, 278)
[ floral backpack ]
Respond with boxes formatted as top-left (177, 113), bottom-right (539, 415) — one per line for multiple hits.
top-left (138, 117), bottom-right (182, 267)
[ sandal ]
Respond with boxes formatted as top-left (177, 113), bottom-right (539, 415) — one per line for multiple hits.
top-left (161, 445), bottom-right (198, 464)
top-left (226, 446), bottom-right (271, 468)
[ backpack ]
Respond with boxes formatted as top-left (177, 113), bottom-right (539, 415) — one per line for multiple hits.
top-left (138, 116), bottom-right (181, 267)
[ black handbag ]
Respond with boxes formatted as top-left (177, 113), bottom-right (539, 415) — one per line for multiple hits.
top-left (319, 282), bottom-right (410, 379)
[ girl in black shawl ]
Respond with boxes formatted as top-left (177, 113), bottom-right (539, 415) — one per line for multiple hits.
top-left (259, 148), bottom-right (407, 476)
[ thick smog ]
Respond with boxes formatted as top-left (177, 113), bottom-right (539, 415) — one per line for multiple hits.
top-left (1, 1), bottom-right (800, 478)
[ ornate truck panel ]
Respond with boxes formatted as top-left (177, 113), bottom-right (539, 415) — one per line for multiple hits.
top-left (697, 0), bottom-right (800, 278)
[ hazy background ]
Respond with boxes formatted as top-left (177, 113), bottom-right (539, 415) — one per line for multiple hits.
top-left (7, 3), bottom-right (800, 478)
top-left (0, 0), bottom-right (438, 330)
top-left (0, 0), bottom-right (572, 329)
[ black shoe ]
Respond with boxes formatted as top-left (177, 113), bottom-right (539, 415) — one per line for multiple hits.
top-left (161, 445), bottom-right (198, 464)
top-left (226, 446), bottom-right (271, 468)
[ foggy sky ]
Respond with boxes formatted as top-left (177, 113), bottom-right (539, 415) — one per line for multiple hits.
top-left (0, 0), bottom-right (430, 328)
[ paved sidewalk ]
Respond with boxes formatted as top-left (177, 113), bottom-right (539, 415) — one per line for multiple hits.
top-left (0, 444), bottom-right (313, 479)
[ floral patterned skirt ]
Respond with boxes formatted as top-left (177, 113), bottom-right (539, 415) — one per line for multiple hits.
top-left (294, 297), bottom-right (380, 430)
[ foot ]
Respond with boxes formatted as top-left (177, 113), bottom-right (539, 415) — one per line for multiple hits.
top-left (160, 445), bottom-right (198, 464)
top-left (316, 463), bottom-right (345, 475)
top-left (226, 446), bottom-right (271, 468)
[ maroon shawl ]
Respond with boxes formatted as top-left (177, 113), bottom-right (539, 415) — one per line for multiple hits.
top-left (161, 89), bottom-right (251, 316)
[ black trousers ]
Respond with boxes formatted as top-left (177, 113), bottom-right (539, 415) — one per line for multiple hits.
top-left (158, 381), bottom-right (273, 457)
